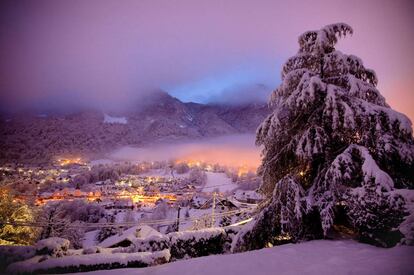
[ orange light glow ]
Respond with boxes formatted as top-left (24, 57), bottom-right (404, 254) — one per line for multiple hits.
top-left (33, 190), bottom-right (176, 206)
top-left (57, 157), bottom-right (85, 166)
top-left (175, 146), bottom-right (260, 169)
top-left (237, 165), bottom-right (255, 177)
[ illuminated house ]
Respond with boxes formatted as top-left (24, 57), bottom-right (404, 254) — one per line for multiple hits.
top-left (233, 190), bottom-right (263, 204)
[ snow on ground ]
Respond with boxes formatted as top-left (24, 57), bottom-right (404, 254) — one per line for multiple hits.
top-left (77, 240), bottom-right (414, 275)
top-left (202, 172), bottom-right (238, 193)
top-left (82, 230), bottom-right (99, 249)
top-left (104, 114), bottom-right (127, 124)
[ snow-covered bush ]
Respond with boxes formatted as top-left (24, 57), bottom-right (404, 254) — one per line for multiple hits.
top-left (169, 228), bottom-right (227, 260)
top-left (4, 226), bottom-right (241, 273)
top-left (35, 237), bottom-right (70, 258)
top-left (7, 249), bottom-right (171, 274)
top-left (236, 23), bottom-right (414, 250)
top-left (169, 227), bottom-right (238, 260)
top-left (127, 236), bottom-right (170, 253)
top-left (108, 226), bottom-right (240, 260)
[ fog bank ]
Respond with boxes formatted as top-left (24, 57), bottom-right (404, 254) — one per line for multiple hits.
top-left (109, 134), bottom-right (261, 169)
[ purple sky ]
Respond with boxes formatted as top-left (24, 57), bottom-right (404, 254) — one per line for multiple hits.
top-left (0, 0), bottom-right (413, 120)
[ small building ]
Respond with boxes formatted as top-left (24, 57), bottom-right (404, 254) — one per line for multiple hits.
top-left (233, 190), bottom-right (263, 204)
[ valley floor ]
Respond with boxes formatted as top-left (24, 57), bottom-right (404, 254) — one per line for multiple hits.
top-left (78, 240), bottom-right (414, 275)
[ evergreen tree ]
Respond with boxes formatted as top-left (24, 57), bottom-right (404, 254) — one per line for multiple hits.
top-left (234, 23), bottom-right (414, 251)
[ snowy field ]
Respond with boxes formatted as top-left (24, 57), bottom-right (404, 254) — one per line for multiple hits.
top-left (77, 240), bottom-right (414, 275)
top-left (202, 172), bottom-right (238, 193)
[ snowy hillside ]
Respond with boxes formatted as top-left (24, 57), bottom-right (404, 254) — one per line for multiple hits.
top-left (0, 91), bottom-right (269, 164)
top-left (104, 114), bottom-right (127, 124)
top-left (202, 172), bottom-right (238, 193)
top-left (78, 240), bottom-right (414, 275)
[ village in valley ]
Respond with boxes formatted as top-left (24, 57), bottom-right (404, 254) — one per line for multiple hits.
top-left (0, 155), bottom-right (263, 249)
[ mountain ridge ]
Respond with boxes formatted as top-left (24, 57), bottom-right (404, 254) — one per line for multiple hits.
top-left (0, 92), bottom-right (270, 164)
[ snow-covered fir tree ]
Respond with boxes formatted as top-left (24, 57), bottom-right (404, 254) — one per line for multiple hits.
top-left (234, 23), bottom-right (414, 251)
